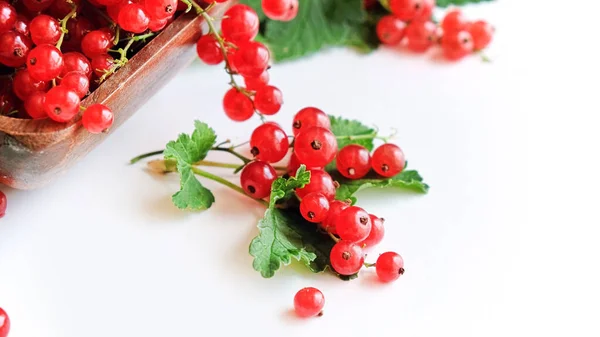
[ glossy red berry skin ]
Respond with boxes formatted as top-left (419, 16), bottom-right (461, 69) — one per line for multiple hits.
top-left (30, 14), bottom-right (61, 45)
top-left (81, 30), bottom-right (114, 58)
top-left (330, 241), bottom-right (364, 276)
top-left (148, 17), bottom-right (169, 32)
top-left (469, 20), bottom-right (494, 51)
top-left (371, 143), bottom-right (405, 177)
top-left (262, 0), bottom-right (298, 22)
top-left (359, 214), bottom-right (385, 248)
top-left (144, 0), bottom-right (177, 20)
top-left (294, 127), bottom-right (338, 168)
top-left (0, 1), bottom-right (16, 34)
top-left (14, 15), bottom-right (30, 37)
top-left (321, 200), bottom-right (348, 233)
top-left (49, 0), bottom-right (81, 17)
top-left (240, 161), bottom-right (277, 199)
top-left (0, 306), bottom-right (10, 337)
top-left (223, 87), bottom-right (254, 122)
top-left (82, 104), bottom-right (114, 133)
top-left (376, 252), bottom-right (405, 282)
top-left (244, 70), bottom-right (269, 91)
top-left (62, 52), bottom-right (93, 79)
top-left (232, 41), bottom-right (270, 78)
top-left (196, 35), bottom-right (223, 65)
top-left (60, 71), bottom-right (89, 99)
top-left (23, 0), bottom-right (55, 12)
top-left (250, 122), bottom-right (289, 163)
top-left (300, 192), bottom-right (330, 223)
top-left (405, 20), bottom-right (437, 52)
top-left (287, 152), bottom-right (302, 176)
top-left (12, 69), bottom-right (49, 101)
top-left (24, 91), bottom-right (47, 119)
top-left (389, 0), bottom-right (434, 22)
top-left (441, 9), bottom-right (470, 34)
top-left (221, 4), bottom-right (259, 44)
top-left (294, 287), bottom-right (325, 318)
top-left (107, 0), bottom-right (131, 22)
top-left (27, 44), bottom-right (64, 82)
top-left (44, 86), bottom-right (80, 123)
top-left (91, 54), bottom-right (114, 78)
top-left (376, 15), bottom-right (407, 45)
top-left (295, 169), bottom-right (336, 201)
top-left (336, 144), bottom-right (371, 179)
top-left (0, 190), bottom-right (7, 218)
top-left (336, 206), bottom-right (372, 243)
top-left (292, 107), bottom-right (330, 136)
top-left (442, 30), bottom-right (474, 61)
top-left (0, 31), bottom-right (32, 67)
top-left (254, 85), bottom-right (283, 115)
top-left (118, 4), bottom-right (150, 33)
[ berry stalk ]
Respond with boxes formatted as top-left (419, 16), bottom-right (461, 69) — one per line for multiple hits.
top-left (55, 4), bottom-right (78, 50)
top-left (191, 166), bottom-right (269, 206)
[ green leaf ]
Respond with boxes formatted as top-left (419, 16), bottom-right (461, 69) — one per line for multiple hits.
top-left (269, 165), bottom-right (311, 207)
top-left (333, 170), bottom-right (430, 201)
top-left (435, 0), bottom-right (494, 7)
top-left (329, 115), bottom-right (378, 151)
top-left (171, 168), bottom-right (215, 210)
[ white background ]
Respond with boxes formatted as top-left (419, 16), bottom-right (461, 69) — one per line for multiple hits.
top-left (2, 1), bottom-right (600, 336)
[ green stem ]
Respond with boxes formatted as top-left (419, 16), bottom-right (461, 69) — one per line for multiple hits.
top-left (99, 32), bottom-right (155, 83)
top-left (211, 147), bottom-right (251, 164)
top-left (55, 5), bottom-right (78, 50)
top-left (113, 26), bottom-right (120, 45)
top-left (328, 232), bottom-right (340, 243)
top-left (191, 167), bottom-right (269, 206)
top-left (335, 132), bottom-right (395, 143)
top-left (130, 150), bottom-right (164, 164)
top-left (364, 262), bottom-right (376, 268)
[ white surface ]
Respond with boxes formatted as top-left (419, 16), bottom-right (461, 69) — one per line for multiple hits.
top-left (1, 1), bottom-right (600, 336)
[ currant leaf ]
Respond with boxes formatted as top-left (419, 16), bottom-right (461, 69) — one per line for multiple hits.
top-left (171, 168), bottom-right (215, 210)
top-left (270, 165), bottom-right (311, 207)
top-left (329, 115), bottom-right (377, 151)
top-left (332, 169), bottom-right (430, 202)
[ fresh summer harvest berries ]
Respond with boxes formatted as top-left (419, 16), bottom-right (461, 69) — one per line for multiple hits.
top-left (240, 161), bottom-right (277, 199)
top-left (295, 169), bottom-right (336, 200)
top-left (262, 0), bottom-right (299, 22)
top-left (292, 107), bottom-right (331, 136)
top-left (330, 241), bottom-right (365, 275)
top-left (375, 252), bottom-right (405, 282)
top-left (359, 214), bottom-right (385, 248)
top-left (0, 307), bottom-right (9, 337)
top-left (294, 287), bottom-right (325, 318)
top-left (250, 122), bottom-right (289, 163)
top-left (82, 103), bottom-right (114, 133)
top-left (300, 192), bottom-right (330, 223)
top-left (371, 143), bottom-right (406, 178)
top-left (294, 127), bottom-right (338, 168)
top-left (336, 144), bottom-right (371, 179)
top-left (336, 206), bottom-right (372, 243)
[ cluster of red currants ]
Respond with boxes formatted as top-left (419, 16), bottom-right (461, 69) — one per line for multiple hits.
top-left (0, 307), bottom-right (8, 337)
top-left (376, 0), bottom-right (494, 61)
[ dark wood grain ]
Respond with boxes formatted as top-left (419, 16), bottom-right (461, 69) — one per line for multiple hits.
top-left (0, 5), bottom-right (229, 189)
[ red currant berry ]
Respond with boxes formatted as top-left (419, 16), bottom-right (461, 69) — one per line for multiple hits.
top-left (359, 214), bottom-right (385, 248)
top-left (295, 169), bottom-right (336, 200)
top-left (91, 54), bottom-right (115, 78)
top-left (468, 20), bottom-right (494, 51)
top-left (82, 103), bottom-right (114, 133)
top-left (196, 34), bottom-right (223, 65)
top-left (292, 107), bottom-right (330, 136)
top-left (254, 85), bottom-right (282, 115)
top-left (49, 0), bottom-right (82, 17)
top-left (60, 71), bottom-right (89, 99)
top-left (389, 0), bottom-right (433, 22)
top-left (222, 87), bottom-right (254, 122)
top-left (0, 190), bottom-right (6, 218)
top-left (144, 0), bottom-right (177, 20)
top-left (0, 1), bottom-right (17, 34)
top-left (27, 44), bottom-right (64, 82)
top-left (44, 86), bottom-right (80, 123)
top-left (0, 307), bottom-right (10, 337)
top-left (62, 52), bottom-right (93, 79)
top-left (375, 252), bottom-right (405, 282)
top-left (221, 4), bottom-right (259, 44)
top-left (81, 30), bottom-right (114, 58)
top-left (12, 69), bottom-right (49, 101)
top-left (240, 161), bottom-right (277, 199)
top-left (336, 206), bottom-right (372, 243)
top-left (13, 14), bottom-right (30, 37)
top-left (330, 241), bottom-right (364, 275)
top-left (30, 14), bottom-right (61, 45)
top-left (23, 0), bottom-right (55, 12)
top-left (371, 143), bottom-right (405, 177)
top-left (148, 17), bottom-right (169, 32)
top-left (405, 20), bottom-right (437, 52)
top-left (244, 70), bottom-right (269, 91)
top-left (262, 0), bottom-right (298, 22)
top-left (107, 0), bottom-right (132, 22)
top-left (118, 4), bottom-right (150, 33)
top-left (0, 31), bottom-right (32, 67)
top-left (232, 41), bottom-right (270, 78)
top-left (300, 192), bottom-right (330, 223)
top-left (68, 17), bottom-right (95, 41)
top-left (336, 144), bottom-right (371, 179)
top-left (442, 30), bottom-right (474, 61)
top-left (293, 287), bottom-right (325, 318)
top-left (287, 152), bottom-right (301, 176)
top-left (376, 15), bottom-right (407, 45)
top-left (321, 200), bottom-right (348, 233)
top-left (294, 127), bottom-right (338, 168)
top-left (441, 9), bottom-right (470, 34)
top-left (24, 91), bottom-right (47, 119)
top-left (250, 122), bottom-right (289, 163)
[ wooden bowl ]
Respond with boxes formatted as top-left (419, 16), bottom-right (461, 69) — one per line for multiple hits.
top-left (0, 5), bottom-right (228, 190)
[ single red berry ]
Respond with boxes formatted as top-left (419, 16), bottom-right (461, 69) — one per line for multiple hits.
top-left (44, 86), bottom-right (80, 123)
top-left (196, 34), bottom-right (223, 65)
top-left (336, 206), bottom-right (372, 243)
top-left (300, 192), bottom-right (330, 223)
top-left (250, 122), bottom-right (289, 163)
top-left (441, 9), bottom-right (470, 33)
top-left (221, 4), bottom-right (259, 44)
top-left (388, 0), bottom-right (434, 22)
top-left (61, 52), bottom-right (93, 79)
top-left (359, 214), bottom-right (385, 248)
top-left (0, 31), bottom-right (32, 67)
top-left (244, 70), bottom-right (269, 91)
top-left (148, 17), bottom-right (169, 32)
top-left (262, 0), bottom-right (299, 22)
top-left (60, 71), bottom-right (89, 99)
top-left (107, 0), bottom-right (132, 22)
top-left (49, 0), bottom-right (82, 17)
top-left (293, 287), bottom-right (325, 318)
top-left (371, 143), bottom-right (405, 177)
top-left (0, 1), bottom-right (17, 33)
top-left (81, 30), bottom-right (114, 58)
top-left (12, 69), bottom-right (49, 101)
top-left (0, 307), bottom-right (9, 337)
top-left (295, 169), bottom-right (336, 200)
top-left (23, 0), bottom-right (55, 12)
top-left (24, 91), bottom-right (47, 119)
top-left (442, 30), bottom-right (474, 61)
top-left (240, 161), bottom-right (277, 199)
top-left (292, 107), bottom-right (330, 136)
top-left (321, 200), bottom-right (348, 233)
top-left (254, 85), bottom-right (283, 115)
top-left (336, 144), bottom-right (371, 179)
top-left (294, 127), bottom-right (338, 168)
top-left (144, 0), bottom-right (177, 20)
top-left (13, 14), bottom-right (30, 37)
top-left (0, 190), bottom-right (7, 218)
top-left (330, 241), bottom-right (364, 275)
top-left (376, 15), bottom-right (407, 45)
top-left (91, 54), bottom-right (115, 78)
top-left (27, 44), bottom-right (65, 82)
top-left (68, 17), bottom-right (95, 42)
top-left (231, 41), bottom-right (270, 78)
top-left (375, 252), bottom-right (405, 282)
top-left (405, 20), bottom-right (437, 52)
top-left (222, 87), bottom-right (254, 122)
top-left (30, 14), bottom-right (61, 45)
top-left (118, 4), bottom-right (150, 33)
top-left (468, 20), bottom-right (494, 51)
top-left (82, 103), bottom-right (114, 133)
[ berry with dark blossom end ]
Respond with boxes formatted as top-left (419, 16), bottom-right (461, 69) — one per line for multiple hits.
top-left (82, 104), bottom-right (114, 133)
top-left (262, 0), bottom-right (299, 22)
top-left (330, 241), bottom-right (364, 276)
top-left (44, 86), bottom-right (80, 123)
top-left (371, 143), bottom-right (405, 178)
top-left (292, 107), bottom-right (330, 136)
top-left (294, 287), bottom-right (325, 318)
top-left (0, 31), bottom-right (32, 68)
top-left (294, 126), bottom-right (338, 168)
top-left (375, 252), bottom-right (405, 282)
top-left (335, 206), bottom-right (372, 243)
top-left (359, 214), bottom-right (385, 248)
top-left (223, 87), bottom-right (254, 122)
top-left (250, 122), bottom-right (289, 163)
top-left (336, 144), bottom-right (371, 179)
top-left (300, 192), bottom-right (330, 223)
top-left (442, 30), bottom-right (474, 61)
top-left (221, 4), bottom-right (259, 44)
top-left (376, 15), bottom-right (407, 45)
top-left (118, 3), bottom-right (150, 33)
top-left (240, 161), bottom-right (277, 199)
top-left (254, 85), bottom-right (283, 115)
top-left (144, 0), bottom-right (177, 20)
top-left (27, 44), bottom-right (64, 82)
top-left (389, 0), bottom-right (434, 22)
